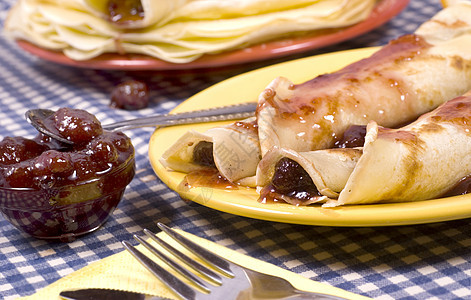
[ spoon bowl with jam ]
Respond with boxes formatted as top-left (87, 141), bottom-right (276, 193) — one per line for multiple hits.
top-left (0, 108), bottom-right (135, 241)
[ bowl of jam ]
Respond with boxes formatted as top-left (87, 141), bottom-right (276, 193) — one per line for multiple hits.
top-left (0, 108), bottom-right (135, 241)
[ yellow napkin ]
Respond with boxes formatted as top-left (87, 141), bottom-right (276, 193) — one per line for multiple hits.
top-left (21, 229), bottom-right (371, 300)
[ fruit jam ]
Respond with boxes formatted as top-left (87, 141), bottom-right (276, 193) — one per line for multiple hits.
top-left (0, 108), bottom-right (135, 241)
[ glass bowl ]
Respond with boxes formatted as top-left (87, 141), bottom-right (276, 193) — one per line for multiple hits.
top-left (0, 153), bottom-right (135, 242)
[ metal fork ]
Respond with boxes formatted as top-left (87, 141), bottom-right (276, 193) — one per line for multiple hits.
top-left (122, 223), bottom-right (347, 300)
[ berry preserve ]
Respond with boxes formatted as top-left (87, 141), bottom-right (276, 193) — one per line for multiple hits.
top-left (0, 108), bottom-right (135, 241)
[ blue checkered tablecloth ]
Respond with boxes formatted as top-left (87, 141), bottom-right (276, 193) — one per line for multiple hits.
top-left (2, 0), bottom-right (471, 299)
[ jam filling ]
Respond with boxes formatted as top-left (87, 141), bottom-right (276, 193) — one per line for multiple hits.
top-left (259, 157), bottom-right (321, 204)
top-left (107, 0), bottom-right (144, 25)
top-left (181, 141), bottom-right (237, 190)
top-left (334, 125), bottom-right (367, 148)
top-left (192, 141), bottom-right (216, 168)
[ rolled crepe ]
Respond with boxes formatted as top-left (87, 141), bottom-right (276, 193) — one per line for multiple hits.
top-left (325, 90), bottom-right (471, 207)
top-left (257, 2), bottom-right (471, 156)
top-left (4, 0), bottom-right (375, 63)
top-left (160, 118), bottom-right (260, 186)
top-left (256, 147), bottom-right (362, 205)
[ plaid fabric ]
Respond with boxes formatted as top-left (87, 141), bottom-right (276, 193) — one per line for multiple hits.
top-left (2, 0), bottom-right (470, 299)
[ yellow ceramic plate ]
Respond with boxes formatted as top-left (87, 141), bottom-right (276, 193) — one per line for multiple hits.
top-left (149, 47), bottom-right (471, 227)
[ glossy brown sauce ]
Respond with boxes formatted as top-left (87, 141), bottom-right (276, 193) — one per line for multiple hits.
top-left (258, 185), bottom-right (287, 204)
top-left (258, 183), bottom-right (322, 205)
top-left (180, 169), bottom-right (238, 190)
top-left (441, 175), bottom-right (471, 198)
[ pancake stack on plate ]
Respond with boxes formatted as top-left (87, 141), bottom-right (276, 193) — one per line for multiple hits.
top-left (4, 0), bottom-right (375, 63)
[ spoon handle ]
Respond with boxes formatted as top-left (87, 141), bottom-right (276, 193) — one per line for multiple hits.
top-left (102, 102), bottom-right (257, 131)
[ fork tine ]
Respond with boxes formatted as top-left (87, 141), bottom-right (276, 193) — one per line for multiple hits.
top-left (133, 235), bottom-right (210, 293)
top-left (157, 223), bottom-right (234, 277)
top-left (143, 229), bottom-right (223, 285)
top-left (122, 241), bottom-right (197, 300)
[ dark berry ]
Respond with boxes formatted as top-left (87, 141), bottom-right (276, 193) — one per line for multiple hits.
top-left (35, 150), bottom-right (73, 176)
top-left (0, 137), bottom-right (49, 165)
top-left (88, 138), bottom-right (119, 166)
top-left (53, 107), bottom-right (103, 144)
top-left (3, 164), bottom-right (35, 188)
top-left (112, 132), bottom-right (133, 152)
top-left (110, 80), bottom-right (149, 110)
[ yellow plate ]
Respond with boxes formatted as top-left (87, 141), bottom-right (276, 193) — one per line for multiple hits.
top-left (149, 47), bottom-right (471, 227)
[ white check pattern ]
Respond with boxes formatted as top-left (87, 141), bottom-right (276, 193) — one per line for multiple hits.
top-left (1, 0), bottom-right (470, 299)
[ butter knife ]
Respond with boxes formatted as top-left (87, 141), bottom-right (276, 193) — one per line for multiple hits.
top-left (101, 102), bottom-right (257, 131)
top-left (59, 288), bottom-right (171, 300)
top-left (26, 102), bottom-right (257, 145)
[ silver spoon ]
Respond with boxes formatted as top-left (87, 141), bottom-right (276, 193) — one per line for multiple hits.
top-left (25, 102), bottom-right (257, 145)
